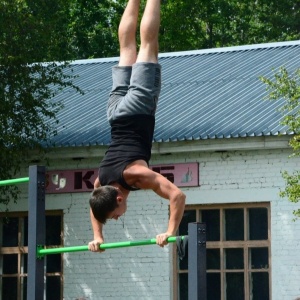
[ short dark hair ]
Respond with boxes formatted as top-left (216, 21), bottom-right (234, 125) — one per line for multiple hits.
top-left (89, 186), bottom-right (119, 224)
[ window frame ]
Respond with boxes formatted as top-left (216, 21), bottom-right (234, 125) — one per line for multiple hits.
top-left (172, 202), bottom-right (271, 300)
top-left (0, 210), bottom-right (64, 300)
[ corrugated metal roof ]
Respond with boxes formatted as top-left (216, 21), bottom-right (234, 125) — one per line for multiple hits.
top-left (49, 40), bottom-right (300, 147)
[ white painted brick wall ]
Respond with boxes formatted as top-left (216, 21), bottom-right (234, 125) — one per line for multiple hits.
top-left (59, 190), bottom-right (170, 300)
top-left (4, 147), bottom-right (300, 299)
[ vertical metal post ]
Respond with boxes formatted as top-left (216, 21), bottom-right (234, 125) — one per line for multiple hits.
top-left (27, 166), bottom-right (46, 300)
top-left (188, 222), bottom-right (207, 300)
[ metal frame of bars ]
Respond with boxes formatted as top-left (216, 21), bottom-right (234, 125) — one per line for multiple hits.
top-left (1, 166), bottom-right (207, 299)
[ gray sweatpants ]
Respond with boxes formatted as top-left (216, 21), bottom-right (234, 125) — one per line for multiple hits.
top-left (107, 62), bottom-right (161, 123)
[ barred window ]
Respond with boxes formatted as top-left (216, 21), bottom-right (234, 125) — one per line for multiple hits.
top-left (174, 203), bottom-right (271, 300)
top-left (0, 211), bottom-right (63, 300)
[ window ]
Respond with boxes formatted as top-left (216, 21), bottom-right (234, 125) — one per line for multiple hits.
top-left (0, 211), bottom-right (63, 300)
top-left (174, 203), bottom-right (271, 300)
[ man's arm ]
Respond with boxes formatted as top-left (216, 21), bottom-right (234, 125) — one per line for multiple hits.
top-left (127, 164), bottom-right (186, 246)
top-left (88, 208), bottom-right (105, 252)
top-left (88, 177), bottom-right (105, 252)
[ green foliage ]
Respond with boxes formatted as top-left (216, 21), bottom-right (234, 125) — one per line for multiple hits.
top-left (257, 0), bottom-right (300, 42)
top-left (69, 0), bottom-right (127, 59)
top-left (159, 0), bottom-right (300, 53)
top-left (66, 0), bottom-right (300, 59)
top-left (0, 0), bottom-right (81, 205)
top-left (280, 171), bottom-right (300, 218)
top-left (261, 67), bottom-right (300, 153)
top-left (260, 67), bottom-right (300, 218)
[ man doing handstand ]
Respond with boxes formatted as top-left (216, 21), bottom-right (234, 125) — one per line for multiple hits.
top-left (88, 0), bottom-right (186, 251)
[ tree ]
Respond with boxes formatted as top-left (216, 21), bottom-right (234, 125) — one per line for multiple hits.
top-left (256, 0), bottom-right (300, 42)
top-left (261, 67), bottom-right (300, 218)
top-left (159, 0), bottom-right (300, 51)
top-left (67, 0), bottom-right (300, 59)
top-left (69, 0), bottom-right (127, 59)
top-left (0, 0), bottom-right (81, 205)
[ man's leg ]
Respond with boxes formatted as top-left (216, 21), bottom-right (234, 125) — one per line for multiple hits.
top-left (137, 0), bottom-right (160, 63)
top-left (118, 0), bottom-right (140, 66)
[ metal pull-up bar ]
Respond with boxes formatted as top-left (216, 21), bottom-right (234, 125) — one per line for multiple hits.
top-left (37, 236), bottom-right (185, 257)
top-left (0, 177), bottom-right (29, 186)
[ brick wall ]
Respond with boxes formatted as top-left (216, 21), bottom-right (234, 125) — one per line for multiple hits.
top-left (60, 190), bottom-right (170, 300)
top-left (6, 147), bottom-right (300, 299)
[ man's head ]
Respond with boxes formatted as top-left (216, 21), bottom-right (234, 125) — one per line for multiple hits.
top-left (89, 186), bottom-right (128, 224)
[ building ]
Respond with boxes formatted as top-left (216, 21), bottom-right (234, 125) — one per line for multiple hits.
top-left (1, 40), bottom-right (300, 300)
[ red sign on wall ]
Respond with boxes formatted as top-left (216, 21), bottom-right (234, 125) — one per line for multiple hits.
top-left (46, 162), bottom-right (199, 194)
top-left (150, 163), bottom-right (198, 187)
top-left (46, 169), bottom-right (97, 193)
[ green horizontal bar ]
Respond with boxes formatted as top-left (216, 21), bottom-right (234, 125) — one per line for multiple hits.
top-left (0, 177), bottom-right (30, 187)
top-left (37, 236), bottom-right (185, 257)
